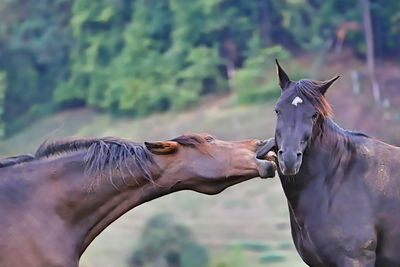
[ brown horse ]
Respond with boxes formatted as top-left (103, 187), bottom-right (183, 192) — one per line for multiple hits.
top-left (0, 133), bottom-right (276, 267)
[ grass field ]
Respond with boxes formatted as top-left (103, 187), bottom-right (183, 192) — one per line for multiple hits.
top-left (0, 95), bottom-right (306, 266)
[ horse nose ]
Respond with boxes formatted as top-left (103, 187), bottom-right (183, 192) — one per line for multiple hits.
top-left (278, 150), bottom-right (302, 160)
top-left (278, 150), bottom-right (302, 175)
top-left (256, 140), bottom-right (267, 146)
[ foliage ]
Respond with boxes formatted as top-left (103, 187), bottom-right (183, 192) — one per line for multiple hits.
top-left (274, 0), bottom-right (359, 50)
top-left (370, 0), bottom-right (400, 55)
top-left (234, 45), bottom-right (289, 104)
top-left (128, 213), bottom-right (209, 267)
top-left (0, 0), bottom-right (73, 135)
top-left (54, 0), bottom-right (228, 116)
top-left (0, 0), bottom-right (398, 136)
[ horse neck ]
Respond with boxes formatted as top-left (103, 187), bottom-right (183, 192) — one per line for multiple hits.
top-left (281, 118), bottom-right (354, 205)
top-left (42, 152), bottom-right (171, 258)
top-left (77, 178), bottom-right (173, 256)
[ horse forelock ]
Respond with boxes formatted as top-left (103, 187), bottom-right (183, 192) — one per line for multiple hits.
top-left (291, 79), bottom-right (334, 141)
top-left (295, 79), bottom-right (333, 119)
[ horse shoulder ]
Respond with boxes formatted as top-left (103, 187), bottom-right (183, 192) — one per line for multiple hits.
top-left (355, 138), bottom-right (400, 199)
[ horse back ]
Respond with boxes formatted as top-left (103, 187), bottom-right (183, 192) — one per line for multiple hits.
top-left (359, 138), bottom-right (400, 198)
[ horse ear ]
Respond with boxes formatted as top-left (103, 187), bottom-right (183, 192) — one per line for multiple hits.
top-left (144, 141), bottom-right (178, 154)
top-left (318, 75), bottom-right (340, 95)
top-left (275, 59), bottom-right (291, 90)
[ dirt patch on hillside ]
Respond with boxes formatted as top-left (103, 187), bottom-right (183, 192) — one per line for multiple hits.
top-left (302, 50), bottom-right (400, 145)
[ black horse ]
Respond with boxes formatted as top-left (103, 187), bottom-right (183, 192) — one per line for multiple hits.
top-left (258, 60), bottom-right (400, 266)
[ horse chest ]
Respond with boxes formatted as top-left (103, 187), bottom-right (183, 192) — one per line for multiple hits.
top-left (289, 186), bottom-right (376, 265)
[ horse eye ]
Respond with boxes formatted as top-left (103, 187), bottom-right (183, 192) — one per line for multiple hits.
top-left (312, 112), bottom-right (318, 119)
top-left (205, 136), bottom-right (215, 143)
top-left (275, 109), bottom-right (281, 115)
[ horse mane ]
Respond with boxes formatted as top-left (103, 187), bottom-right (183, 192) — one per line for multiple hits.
top-left (0, 134), bottom-right (205, 177)
top-left (1, 137), bottom-right (155, 182)
top-left (295, 79), bottom-right (333, 119)
top-left (328, 119), bottom-right (370, 138)
top-left (44, 137), bottom-right (155, 178)
top-left (0, 155), bottom-right (35, 168)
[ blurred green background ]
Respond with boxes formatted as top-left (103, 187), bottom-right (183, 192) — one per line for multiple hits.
top-left (0, 0), bottom-right (399, 266)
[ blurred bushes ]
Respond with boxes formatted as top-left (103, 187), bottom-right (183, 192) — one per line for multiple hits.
top-left (0, 0), bottom-right (399, 136)
top-left (129, 213), bottom-right (209, 267)
top-left (234, 45), bottom-right (289, 104)
top-left (0, 0), bottom-right (73, 136)
top-left (54, 0), bottom-right (230, 117)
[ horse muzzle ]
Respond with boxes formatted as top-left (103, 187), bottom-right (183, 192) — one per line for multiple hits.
top-left (256, 154), bottom-right (277, 178)
top-left (278, 149), bottom-right (302, 176)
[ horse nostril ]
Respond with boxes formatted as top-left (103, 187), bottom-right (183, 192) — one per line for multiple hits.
top-left (297, 152), bottom-right (302, 158)
top-left (278, 149), bottom-right (284, 155)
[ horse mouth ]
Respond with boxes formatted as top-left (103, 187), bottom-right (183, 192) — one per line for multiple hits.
top-left (281, 170), bottom-right (297, 176)
top-left (265, 150), bottom-right (278, 164)
top-left (278, 161), bottom-right (300, 176)
top-left (258, 151), bottom-right (278, 178)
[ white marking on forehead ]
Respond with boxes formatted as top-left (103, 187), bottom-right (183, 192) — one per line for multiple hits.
top-left (291, 96), bottom-right (303, 106)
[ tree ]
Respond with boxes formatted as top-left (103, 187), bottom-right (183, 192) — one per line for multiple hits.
top-left (360, 0), bottom-right (380, 102)
top-left (53, 0), bottom-right (132, 108)
top-left (0, 72), bottom-right (6, 138)
top-left (0, 0), bottom-right (73, 135)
